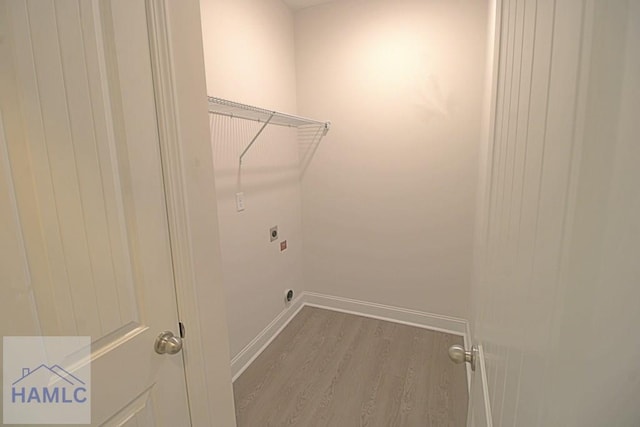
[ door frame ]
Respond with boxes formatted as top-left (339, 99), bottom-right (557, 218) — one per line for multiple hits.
top-left (468, 0), bottom-right (502, 425)
top-left (145, 1), bottom-right (236, 426)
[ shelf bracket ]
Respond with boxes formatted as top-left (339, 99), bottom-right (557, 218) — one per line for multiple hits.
top-left (239, 114), bottom-right (274, 164)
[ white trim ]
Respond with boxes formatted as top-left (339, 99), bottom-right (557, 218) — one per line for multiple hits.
top-left (479, 345), bottom-right (494, 427)
top-left (478, 345), bottom-right (493, 427)
top-left (466, 344), bottom-right (493, 427)
top-left (465, 321), bottom-right (472, 393)
top-left (466, 0), bottom-right (501, 424)
top-left (145, 3), bottom-right (210, 425)
top-left (303, 292), bottom-right (468, 336)
top-left (145, 1), bottom-right (237, 425)
top-left (231, 291), bottom-right (471, 382)
top-left (231, 295), bottom-right (305, 381)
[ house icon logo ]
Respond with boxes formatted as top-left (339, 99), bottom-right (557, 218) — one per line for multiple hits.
top-left (11, 364), bottom-right (88, 404)
top-left (3, 336), bottom-right (91, 424)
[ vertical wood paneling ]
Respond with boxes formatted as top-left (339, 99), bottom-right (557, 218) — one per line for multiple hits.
top-left (499, 6), bottom-right (538, 424)
top-left (481, 0), bottom-right (509, 399)
top-left (26, 0), bottom-right (102, 336)
top-left (80, 0), bottom-right (138, 325)
top-left (528, 2), bottom-right (586, 425)
top-left (55, 0), bottom-right (123, 333)
top-left (8, 0), bottom-right (78, 335)
top-left (475, 0), bottom-right (592, 426)
top-left (508, 0), bottom-right (555, 423)
top-left (494, 0), bottom-right (525, 420)
top-left (5, 0), bottom-right (141, 338)
top-left (0, 113), bottom-right (42, 336)
top-left (495, 0), bottom-right (528, 420)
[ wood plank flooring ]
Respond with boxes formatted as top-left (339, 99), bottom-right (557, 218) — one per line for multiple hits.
top-left (233, 307), bottom-right (468, 427)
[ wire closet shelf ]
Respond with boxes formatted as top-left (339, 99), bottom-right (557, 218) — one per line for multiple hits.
top-left (207, 96), bottom-right (331, 164)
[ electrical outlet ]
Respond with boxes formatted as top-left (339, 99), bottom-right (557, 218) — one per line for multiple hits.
top-left (235, 192), bottom-right (245, 212)
top-left (270, 226), bottom-right (278, 242)
top-left (285, 289), bottom-right (294, 303)
top-left (280, 240), bottom-right (287, 251)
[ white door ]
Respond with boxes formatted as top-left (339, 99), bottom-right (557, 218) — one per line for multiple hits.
top-left (1, 0), bottom-right (192, 425)
top-left (467, 1), bottom-right (640, 426)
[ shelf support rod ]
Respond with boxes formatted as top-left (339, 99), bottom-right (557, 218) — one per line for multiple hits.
top-left (239, 113), bottom-right (274, 164)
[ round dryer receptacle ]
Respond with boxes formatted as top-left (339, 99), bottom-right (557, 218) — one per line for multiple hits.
top-left (285, 289), bottom-right (294, 303)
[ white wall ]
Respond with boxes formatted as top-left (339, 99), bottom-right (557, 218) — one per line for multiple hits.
top-left (295, 0), bottom-right (489, 318)
top-left (199, 0), bottom-right (303, 357)
top-left (471, 1), bottom-right (640, 425)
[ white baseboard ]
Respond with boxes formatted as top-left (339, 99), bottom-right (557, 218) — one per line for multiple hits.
top-left (304, 292), bottom-right (468, 336)
top-left (230, 291), bottom-right (470, 382)
top-left (230, 294), bottom-right (305, 382)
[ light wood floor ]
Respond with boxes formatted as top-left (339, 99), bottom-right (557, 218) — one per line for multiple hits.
top-left (233, 306), bottom-right (468, 427)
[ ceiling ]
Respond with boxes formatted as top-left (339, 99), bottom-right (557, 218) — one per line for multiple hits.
top-left (282, 0), bottom-right (337, 11)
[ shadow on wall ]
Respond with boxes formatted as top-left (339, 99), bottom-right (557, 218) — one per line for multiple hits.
top-left (412, 70), bottom-right (452, 122)
top-left (208, 114), bottom-right (327, 189)
top-left (298, 124), bottom-right (326, 177)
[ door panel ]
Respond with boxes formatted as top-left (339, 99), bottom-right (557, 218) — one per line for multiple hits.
top-left (470, 1), bottom-right (640, 426)
top-left (6, 0), bottom-right (138, 339)
top-left (1, 0), bottom-right (191, 425)
top-left (0, 114), bottom-right (42, 337)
